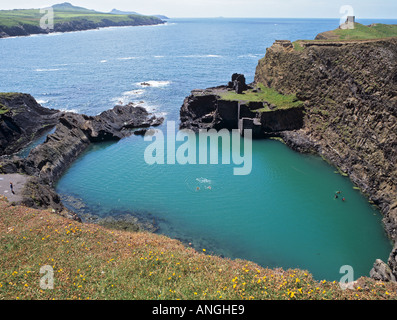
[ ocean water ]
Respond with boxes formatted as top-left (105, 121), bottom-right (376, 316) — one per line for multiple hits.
top-left (1, 18), bottom-right (395, 280)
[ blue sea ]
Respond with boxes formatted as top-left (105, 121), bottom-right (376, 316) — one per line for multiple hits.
top-left (1, 18), bottom-right (395, 280)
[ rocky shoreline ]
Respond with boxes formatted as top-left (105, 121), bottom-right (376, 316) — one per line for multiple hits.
top-left (0, 93), bottom-right (164, 226)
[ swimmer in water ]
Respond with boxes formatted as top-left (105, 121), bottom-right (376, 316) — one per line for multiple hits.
top-left (207, 186), bottom-right (212, 190)
top-left (196, 187), bottom-right (200, 191)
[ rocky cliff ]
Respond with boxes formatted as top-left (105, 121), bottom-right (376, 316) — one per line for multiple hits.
top-left (255, 38), bottom-right (397, 279)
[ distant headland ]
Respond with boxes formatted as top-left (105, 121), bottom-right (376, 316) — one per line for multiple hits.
top-left (0, 2), bottom-right (166, 39)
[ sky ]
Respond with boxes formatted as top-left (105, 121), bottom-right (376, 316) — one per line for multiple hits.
top-left (0, 0), bottom-right (396, 19)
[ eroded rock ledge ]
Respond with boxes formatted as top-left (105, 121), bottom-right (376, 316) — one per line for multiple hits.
top-left (179, 74), bottom-right (304, 138)
top-left (0, 93), bottom-right (163, 222)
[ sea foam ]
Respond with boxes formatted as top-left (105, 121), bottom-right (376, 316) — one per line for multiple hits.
top-left (136, 80), bottom-right (171, 87)
top-left (35, 68), bottom-right (62, 72)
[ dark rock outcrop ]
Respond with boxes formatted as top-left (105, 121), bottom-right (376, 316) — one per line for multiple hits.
top-left (23, 103), bottom-right (164, 185)
top-left (388, 246), bottom-right (397, 278)
top-left (179, 77), bottom-right (304, 138)
top-left (227, 73), bottom-right (248, 94)
top-left (0, 93), bottom-right (61, 155)
top-left (259, 107), bottom-right (305, 132)
top-left (21, 175), bottom-right (81, 221)
top-left (180, 88), bottom-right (222, 131)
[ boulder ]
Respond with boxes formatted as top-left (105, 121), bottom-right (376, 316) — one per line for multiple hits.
top-left (231, 73), bottom-right (247, 94)
top-left (370, 259), bottom-right (396, 282)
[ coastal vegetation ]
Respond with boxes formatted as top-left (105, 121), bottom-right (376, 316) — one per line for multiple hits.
top-left (0, 104), bottom-right (9, 115)
top-left (219, 84), bottom-right (303, 111)
top-left (0, 2), bottom-right (164, 38)
top-left (318, 23), bottom-right (397, 40)
top-left (1, 196), bottom-right (396, 300)
top-left (0, 8), bottom-right (161, 28)
top-left (332, 23), bottom-right (397, 40)
top-left (292, 23), bottom-right (397, 50)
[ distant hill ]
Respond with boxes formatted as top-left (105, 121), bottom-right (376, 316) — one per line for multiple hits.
top-left (52, 2), bottom-right (96, 13)
top-left (110, 9), bottom-right (140, 15)
top-left (153, 15), bottom-right (169, 20)
top-left (110, 8), bottom-right (169, 20)
top-left (0, 2), bottom-right (165, 38)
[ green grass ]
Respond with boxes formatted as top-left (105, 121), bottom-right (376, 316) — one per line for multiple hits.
top-left (0, 197), bottom-right (396, 300)
top-left (0, 93), bottom-right (22, 114)
top-left (292, 41), bottom-right (305, 51)
top-left (292, 23), bottom-right (397, 51)
top-left (333, 23), bottom-right (397, 40)
top-left (0, 9), bottom-right (41, 27)
top-left (219, 84), bottom-right (303, 112)
top-left (0, 6), bottom-right (162, 29)
top-left (0, 104), bottom-right (9, 115)
top-left (0, 92), bottom-right (22, 98)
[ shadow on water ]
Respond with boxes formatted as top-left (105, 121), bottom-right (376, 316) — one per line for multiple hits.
top-left (17, 126), bottom-right (56, 158)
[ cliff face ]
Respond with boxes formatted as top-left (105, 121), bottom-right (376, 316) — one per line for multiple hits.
top-left (255, 38), bottom-right (397, 267)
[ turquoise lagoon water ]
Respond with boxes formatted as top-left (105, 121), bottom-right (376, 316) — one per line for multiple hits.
top-left (1, 18), bottom-right (395, 280)
top-left (56, 132), bottom-right (392, 281)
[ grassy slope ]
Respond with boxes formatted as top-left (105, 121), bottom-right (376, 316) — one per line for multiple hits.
top-left (333, 23), bottom-right (397, 40)
top-left (219, 84), bottom-right (303, 111)
top-left (1, 197), bottom-right (396, 300)
top-left (292, 23), bottom-right (397, 50)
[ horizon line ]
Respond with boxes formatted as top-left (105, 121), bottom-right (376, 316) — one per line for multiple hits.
top-left (164, 16), bottom-right (396, 20)
top-left (0, 8), bottom-right (395, 20)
